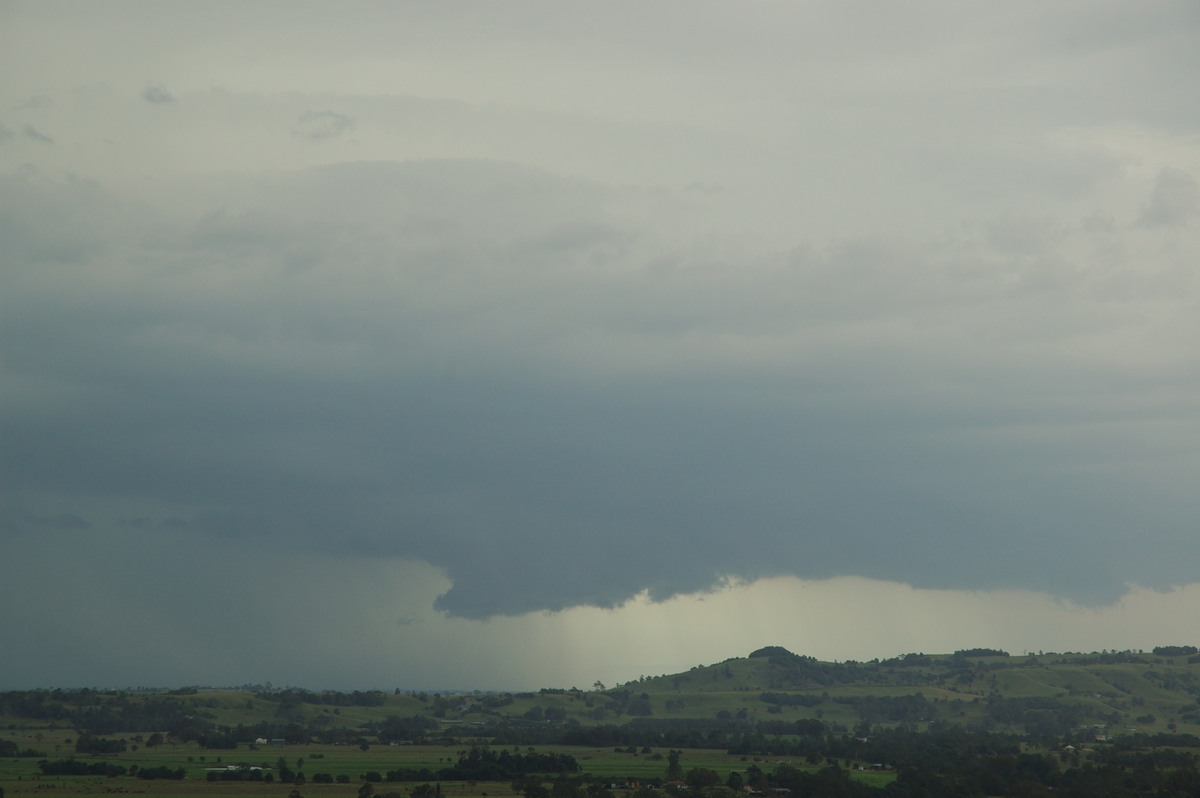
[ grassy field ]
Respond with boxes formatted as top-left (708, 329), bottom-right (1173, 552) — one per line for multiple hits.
top-left (0, 736), bottom-right (883, 798)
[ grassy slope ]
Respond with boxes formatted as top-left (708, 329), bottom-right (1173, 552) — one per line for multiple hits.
top-left (2, 650), bottom-right (1198, 736)
top-left (603, 651), bottom-right (1200, 735)
top-left (5, 649), bottom-right (1200, 797)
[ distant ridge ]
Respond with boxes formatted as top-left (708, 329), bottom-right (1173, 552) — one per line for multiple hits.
top-left (3, 644), bottom-right (1200, 740)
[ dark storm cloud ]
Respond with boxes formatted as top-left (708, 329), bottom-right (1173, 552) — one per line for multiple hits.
top-left (292, 110), bottom-right (354, 140)
top-left (3, 160), bottom-right (1199, 621)
top-left (141, 83), bottom-right (175, 104)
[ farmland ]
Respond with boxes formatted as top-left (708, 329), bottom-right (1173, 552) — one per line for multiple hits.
top-left (0, 739), bottom-right (764, 798)
top-left (4, 645), bottom-right (1200, 797)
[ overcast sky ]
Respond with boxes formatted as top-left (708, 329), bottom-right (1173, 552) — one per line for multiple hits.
top-left (3, 0), bottom-right (1200, 691)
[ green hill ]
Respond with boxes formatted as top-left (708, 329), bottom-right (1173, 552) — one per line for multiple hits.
top-left (612, 646), bottom-right (1200, 737)
top-left (3, 646), bottom-right (1199, 741)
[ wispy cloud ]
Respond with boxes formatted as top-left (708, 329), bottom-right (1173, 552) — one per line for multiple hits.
top-left (292, 110), bottom-right (354, 141)
top-left (1140, 167), bottom-right (1199, 228)
top-left (16, 95), bottom-right (53, 111)
top-left (141, 83), bottom-right (175, 104)
top-left (22, 124), bottom-right (53, 144)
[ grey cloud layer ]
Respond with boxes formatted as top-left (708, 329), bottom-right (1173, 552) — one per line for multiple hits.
top-left (3, 2), bottom-right (1200, 660)
top-left (5, 158), bottom-right (1198, 617)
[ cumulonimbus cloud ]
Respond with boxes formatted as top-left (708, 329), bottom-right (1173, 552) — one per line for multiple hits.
top-left (4, 159), bottom-right (1199, 621)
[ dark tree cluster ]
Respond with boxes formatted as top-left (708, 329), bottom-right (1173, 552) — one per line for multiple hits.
top-left (255, 688), bottom-right (389, 707)
top-left (38, 759), bottom-right (128, 777)
top-left (0, 689), bottom-right (201, 734)
top-left (0, 739), bottom-right (44, 757)
top-left (136, 765), bottom-right (186, 779)
top-left (760, 691), bottom-right (825, 708)
top-left (368, 746), bottom-right (578, 784)
top-left (833, 694), bottom-right (936, 724)
top-left (1151, 646), bottom-right (1198, 658)
top-left (74, 734), bottom-right (127, 754)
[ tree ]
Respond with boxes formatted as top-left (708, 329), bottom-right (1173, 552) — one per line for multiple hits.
top-left (552, 779), bottom-right (581, 798)
top-left (685, 769), bottom-right (721, 790)
top-left (628, 693), bottom-right (653, 716)
top-left (667, 750), bottom-right (683, 781)
top-left (512, 778), bottom-right (549, 798)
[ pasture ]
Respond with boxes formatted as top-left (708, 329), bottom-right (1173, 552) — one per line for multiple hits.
top-left (0, 734), bottom-right (874, 798)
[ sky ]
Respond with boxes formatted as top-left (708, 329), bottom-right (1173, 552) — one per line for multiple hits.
top-left (2, 0), bottom-right (1200, 691)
